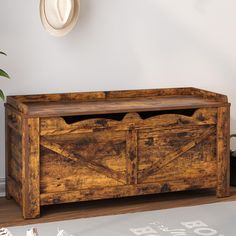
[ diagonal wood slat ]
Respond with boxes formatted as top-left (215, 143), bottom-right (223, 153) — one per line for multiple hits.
top-left (139, 126), bottom-right (216, 182)
top-left (41, 137), bottom-right (126, 184)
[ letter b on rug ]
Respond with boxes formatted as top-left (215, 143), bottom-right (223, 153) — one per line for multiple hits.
top-left (130, 226), bottom-right (157, 235)
top-left (181, 221), bottom-right (218, 236)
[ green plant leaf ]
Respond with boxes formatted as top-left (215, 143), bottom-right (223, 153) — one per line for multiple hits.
top-left (0, 90), bottom-right (4, 100)
top-left (0, 51), bottom-right (7, 56)
top-left (0, 69), bottom-right (10, 79)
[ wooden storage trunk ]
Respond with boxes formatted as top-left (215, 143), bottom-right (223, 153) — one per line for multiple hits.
top-left (5, 87), bottom-right (230, 219)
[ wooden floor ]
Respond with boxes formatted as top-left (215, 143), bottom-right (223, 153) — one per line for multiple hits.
top-left (1, 188), bottom-right (236, 227)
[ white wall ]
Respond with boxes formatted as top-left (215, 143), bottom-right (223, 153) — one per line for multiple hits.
top-left (1, 0), bottom-right (236, 183)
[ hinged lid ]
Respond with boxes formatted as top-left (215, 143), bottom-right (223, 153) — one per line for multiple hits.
top-left (5, 87), bottom-right (229, 117)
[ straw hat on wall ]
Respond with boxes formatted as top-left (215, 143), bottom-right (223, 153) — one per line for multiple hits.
top-left (40, 0), bottom-right (80, 37)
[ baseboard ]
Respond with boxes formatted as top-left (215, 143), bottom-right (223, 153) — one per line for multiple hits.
top-left (0, 178), bottom-right (5, 197)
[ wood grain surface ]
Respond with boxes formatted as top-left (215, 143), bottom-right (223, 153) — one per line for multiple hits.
top-left (217, 106), bottom-right (230, 197)
top-left (22, 118), bottom-right (40, 219)
top-left (6, 87), bottom-right (228, 117)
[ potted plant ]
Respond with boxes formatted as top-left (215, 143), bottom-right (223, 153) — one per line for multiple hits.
top-left (0, 51), bottom-right (10, 100)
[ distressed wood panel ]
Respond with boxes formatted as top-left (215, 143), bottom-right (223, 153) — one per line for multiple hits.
top-left (138, 108), bottom-right (217, 126)
top-left (40, 117), bottom-right (122, 136)
top-left (126, 126), bottom-right (138, 184)
top-left (40, 130), bottom-right (127, 193)
top-left (8, 176), bottom-right (22, 206)
top-left (5, 106), bottom-right (23, 200)
top-left (40, 147), bottom-right (125, 193)
top-left (21, 96), bottom-right (223, 117)
top-left (7, 125), bottom-right (23, 199)
top-left (140, 160), bottom-right (217, 184)
top-left (6, 107), bottom-right (22, 133)
top-left (138, 126), bottom-right (216, 182)
top-left (40, 176), bottom-right (217, 206)
top-left (5, 108), bottom-right (11, 199)
top-left (9, 156), bottom-right (22, 184)
top-left (22, 118), bottom-right (40, 219)
top-left (138, 127), bottom-right (216, 169)
top-left (217, 106), bottom-right (230, 197)
top-left (40, 108), bottom-right (217, 136)
top-left (10, 130), bottom-right (22, 162)
top-left (7, 87), bottom-right (227, 110)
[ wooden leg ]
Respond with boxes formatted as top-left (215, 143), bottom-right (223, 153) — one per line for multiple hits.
top-left (5, 185), bottom-right (12, 200)
top-left (5, 109), bottom-right (11, 200)
top-left (216, 106), bottom-right (230, 198)
top-left (22, 118), bottom-right (40, 219)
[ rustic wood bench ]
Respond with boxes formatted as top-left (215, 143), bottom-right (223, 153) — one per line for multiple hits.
top-left (5, 87), bottom-right (230, 219)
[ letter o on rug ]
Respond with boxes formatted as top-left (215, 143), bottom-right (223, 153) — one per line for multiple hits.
top-left (40, 0), bottom-right (80, 37)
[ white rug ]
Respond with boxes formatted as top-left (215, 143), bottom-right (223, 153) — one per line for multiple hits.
top-left (9, 201), bottom-right (236, 236)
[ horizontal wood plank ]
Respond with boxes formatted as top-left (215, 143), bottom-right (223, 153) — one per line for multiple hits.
top-left (40, 177), bottom-right (217, 205)
top-left (22, 96), bottom-right (223, 117)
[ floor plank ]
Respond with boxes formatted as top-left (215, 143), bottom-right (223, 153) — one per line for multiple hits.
top-left (1, 188), bottom-right (236, 227)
